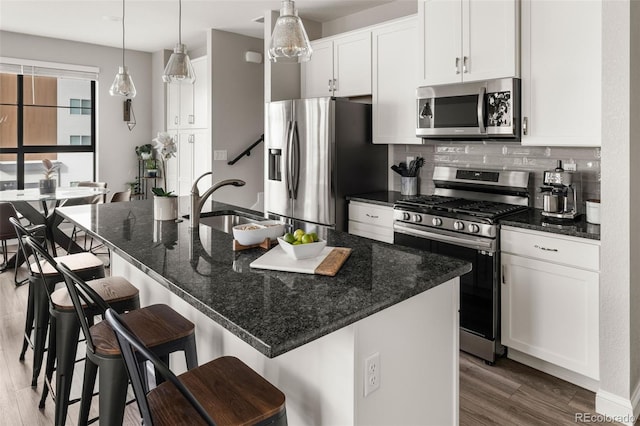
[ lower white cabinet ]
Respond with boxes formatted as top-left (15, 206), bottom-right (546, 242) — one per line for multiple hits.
top-left (501, 227), bottom-right (600, 381)
top-left (348, 201), bottom-right (394, 243)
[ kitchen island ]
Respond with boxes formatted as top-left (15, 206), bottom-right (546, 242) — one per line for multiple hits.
top-left (57, 198), bottom-right (471, 426)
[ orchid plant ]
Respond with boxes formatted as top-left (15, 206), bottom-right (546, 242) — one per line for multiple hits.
top-left (152, 132), bottom-right (177, 196)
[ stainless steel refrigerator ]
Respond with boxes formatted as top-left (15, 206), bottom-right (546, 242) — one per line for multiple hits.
top-left (265, 97), bottom-right (387, 231)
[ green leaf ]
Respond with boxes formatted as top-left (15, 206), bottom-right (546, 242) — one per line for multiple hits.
top-left (152, 187), bottom-right (174, 197)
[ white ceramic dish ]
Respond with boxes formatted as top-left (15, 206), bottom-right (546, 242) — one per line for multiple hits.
top-left (233, 221), bottom-right (285, 246)
top-left (277, 237), bottom-right (327, 260)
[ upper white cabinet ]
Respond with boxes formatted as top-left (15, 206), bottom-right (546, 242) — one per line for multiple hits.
top-left (418, 0), bottom-right (519, 86)
top-left (372, 16), bottom-right (420, 144)
top-left (520, 0), bottom-right (601, 146)
top-left (167, 56), bottom-right (208, 130)
top-left (301, 30), bottom-right (372, 98)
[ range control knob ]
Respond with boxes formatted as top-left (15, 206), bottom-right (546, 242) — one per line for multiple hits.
top-left (453, 221), bottom-right (465, 231)
top-left (413, 214), bottom-right (422, 223)
top-left (432, 217), bottom-right (442, 226)
top-left (402, 212), bottom-right (411, 221)
top-left (468, 224), bottom-right (480, 234)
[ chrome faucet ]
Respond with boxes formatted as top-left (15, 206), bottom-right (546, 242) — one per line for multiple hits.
top-left (190, 172), bottom-right (246, 228)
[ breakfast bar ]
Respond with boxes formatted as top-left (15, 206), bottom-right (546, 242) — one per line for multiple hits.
top-left (57, 198), bottom-right (471, 425)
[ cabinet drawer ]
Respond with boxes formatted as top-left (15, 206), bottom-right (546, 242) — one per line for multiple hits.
top-left (348, 201), bottom-right (394, 227)
top-left (349, 221), bottom-right (394, 244)
top-left (501, 227), bottom-right (600, 271)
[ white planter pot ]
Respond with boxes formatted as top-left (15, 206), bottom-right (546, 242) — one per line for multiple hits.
top-left (153, 196), bottom-right (178, 221)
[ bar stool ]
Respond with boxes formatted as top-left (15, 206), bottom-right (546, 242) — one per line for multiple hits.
top-left (0, 202), bottom-right (25, 285)
top-left (9, 218), bottom-right (106, 388)
top-left (105, 307), bottom-right (287, 426)
top-left (24, 236), bottom-right (140, 426)
top-left (57, 262), bottom-right (198, 426)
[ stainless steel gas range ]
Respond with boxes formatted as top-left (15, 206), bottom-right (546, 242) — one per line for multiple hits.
top-left (393, 166), bottom-right (530, 364)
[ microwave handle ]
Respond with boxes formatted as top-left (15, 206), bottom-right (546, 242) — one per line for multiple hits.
top-left (477, 87), bottom-right (486, 134)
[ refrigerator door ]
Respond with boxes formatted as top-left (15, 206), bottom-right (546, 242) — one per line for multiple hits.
top-left (291, 97), bottom-right (335, 226)
top-left (265, 100), bottom-right (293, 218)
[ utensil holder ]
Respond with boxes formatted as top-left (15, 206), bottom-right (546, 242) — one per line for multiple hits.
top-left (401, 177), bottom-right (418, 196)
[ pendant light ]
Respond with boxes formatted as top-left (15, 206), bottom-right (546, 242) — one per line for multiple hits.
top-left (268, 0), bottom-right (313, 63)
top-left (163, 0), bottom-right (195, 84)
top-left (109, 0), bottom-right (136, 97)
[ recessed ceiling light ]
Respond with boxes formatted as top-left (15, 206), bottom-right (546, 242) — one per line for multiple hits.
top-left (252, 16), bottom-right (265, 24)
top-left (103, 15), bottom-right (122, 22)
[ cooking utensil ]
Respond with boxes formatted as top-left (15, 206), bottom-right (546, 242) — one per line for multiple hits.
top-left (391, 165), bottom-right (405, 176)
top-left (408, 157), bottom-right (424, 177)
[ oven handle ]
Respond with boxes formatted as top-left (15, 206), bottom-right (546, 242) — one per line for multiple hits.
top-left (394, 222), bottom-right (496, 252)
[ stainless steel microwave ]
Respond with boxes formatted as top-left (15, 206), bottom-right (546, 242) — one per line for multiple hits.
top-left (416, 77), bottom-right (520, 141)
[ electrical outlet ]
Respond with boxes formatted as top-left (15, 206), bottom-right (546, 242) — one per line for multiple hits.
top-left (364, 352), bottom-right (380, 397)
top-left (214, 150), bottom-right (227, 161)
top-left (564, 162), bottom-right (577, 171)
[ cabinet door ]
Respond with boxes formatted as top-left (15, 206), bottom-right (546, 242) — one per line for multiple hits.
top-left (372, 17), bottom-right (420, 144)
top-left (167, 83), bottom-right (180, 130)
top-left (192, 130), bottom-right (212, 191)
top-left (180, 83), bottom-right (195, 129)
top-left (463, 0), bottom-right (518, 82)
top-left (177, 133), bottom-right (193, 196)
top-left (333, 31), bottom-right (372, 97)
top-left (520, 0), bottom-right (601, 146)
top-left (419, 0), bottom-right (462, 86)
top-left (301, 39), bottom-right (334, 98)
top-left (501, 253), bottom-right (599, 379)
top-left (191, 57), bottom-right (208, 129)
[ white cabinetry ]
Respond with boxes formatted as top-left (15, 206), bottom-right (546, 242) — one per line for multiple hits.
top-left (166, 56), bottom-right (210, 196)
top-left (372, 16), bottom-right (420, 145)
top-left (418, 0), bottom-right (518, 86)
top-left (348, 201), bottom-right (394, 244)
top-left (301, 30), bottom-right (372, 98)
top-left (520, 0), bottom-right (601, 146)
top-left (501, 227), bottom-right (600, 384)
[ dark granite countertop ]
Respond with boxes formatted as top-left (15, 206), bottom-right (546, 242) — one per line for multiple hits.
top-left (57, 198), bottom-right (471, 358)
top-left (347, 191), bottom-right (406, 207)
top-left (499, 208), bottom-right (600, 241)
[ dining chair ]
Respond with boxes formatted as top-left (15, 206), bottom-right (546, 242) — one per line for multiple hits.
top-left (110, 189), bottom-right (131, 203)
top-left (105, 307), bottom-right (288, 426)
top-left (0, 202), bottom-right (25, 285)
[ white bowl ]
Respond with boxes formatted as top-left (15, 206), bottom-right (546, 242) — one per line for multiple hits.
top-left (277, 237), bottom-right (327, 260)
top-left (233, 221), bottom-right (285, 246)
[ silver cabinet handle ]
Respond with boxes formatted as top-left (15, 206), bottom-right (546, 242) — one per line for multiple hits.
top-left (188, 134), bottom-right (195, 143)
top-left (333, 79), bottom-right (338, 92)
top-left (523, 117), bottom-right (528, 135)
top-left (501, 264), bottom-right (505, 284)
top-left (463, 56), bottom-right (469, 73)
top-left (174, 116), bottom-right (179, 125)
top-left (188, 114), bottom-right (195, 124)
top-left (365, 213), bottom-right (379, 219)
top-left (534, 244), bottom-right (558, 252)
top-left (455, 57), bottom-right (461, 74)
top-left (328, 79), bottom-right (333, 92)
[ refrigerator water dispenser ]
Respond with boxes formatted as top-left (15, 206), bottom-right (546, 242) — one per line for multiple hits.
top-left (268, 149), bottom-right (282, 181)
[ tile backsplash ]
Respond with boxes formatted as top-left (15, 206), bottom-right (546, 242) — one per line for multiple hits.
top-left (391, 143), bottom-right (601, 212)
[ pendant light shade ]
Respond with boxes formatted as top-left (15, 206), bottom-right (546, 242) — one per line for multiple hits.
top-left (163, 0), bottom-right (195, 84)
top-left (109, 0), bottom-right (136, 97)
top-left (268, 0), bottom-right (313, 63)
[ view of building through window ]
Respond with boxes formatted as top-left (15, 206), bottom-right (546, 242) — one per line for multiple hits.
top-left (0, 71), bottom-right (96, 190)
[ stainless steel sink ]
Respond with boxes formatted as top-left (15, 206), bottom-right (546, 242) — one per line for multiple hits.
top-left (197, 212), bottom-right (264, 233)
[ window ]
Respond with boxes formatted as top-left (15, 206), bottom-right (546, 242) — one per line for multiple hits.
top-left (70, 98), bottom-right (91, 115)
top-left (0, 62), bottom-right (97, 190)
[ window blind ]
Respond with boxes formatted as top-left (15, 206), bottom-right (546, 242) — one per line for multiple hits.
top-left (0, 57), bottom-right (99, 80)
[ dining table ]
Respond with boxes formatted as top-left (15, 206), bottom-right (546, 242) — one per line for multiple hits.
top-left (0, 187), bottom-right (108, 272)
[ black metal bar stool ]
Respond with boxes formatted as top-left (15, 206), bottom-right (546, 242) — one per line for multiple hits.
top-left (9, 218), bottom-right (106, 388)
top-left (105, 307), bottom-right (288, 426)
top-left (57, 262), bottom-right (198, 426)
top-left (24, 236), bottom-right (141, 426)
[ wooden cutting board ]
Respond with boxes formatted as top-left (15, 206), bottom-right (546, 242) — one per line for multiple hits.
top-left (250, 245), bottom-right (352, 276)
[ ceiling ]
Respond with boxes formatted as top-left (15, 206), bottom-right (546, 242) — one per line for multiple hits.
top-left (0, 0), bottom-right (394, 53)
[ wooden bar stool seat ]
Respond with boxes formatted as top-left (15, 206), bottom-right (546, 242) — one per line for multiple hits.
top-left (56, 262), bottom-right (198, 426)
top-left (105, 308), bottom-right (287, 426)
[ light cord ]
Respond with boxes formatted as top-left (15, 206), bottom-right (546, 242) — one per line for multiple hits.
top-left (122, 0), bottom-right (126, 67)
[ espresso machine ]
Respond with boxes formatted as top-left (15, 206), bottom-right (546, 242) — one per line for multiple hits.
top-left (540, 160), bottom-right (579, 219)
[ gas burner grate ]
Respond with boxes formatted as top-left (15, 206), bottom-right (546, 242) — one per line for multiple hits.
top-left (396, 195), bottom-right (461, 208)
top-left (451, 201), bottom-right (528, 218)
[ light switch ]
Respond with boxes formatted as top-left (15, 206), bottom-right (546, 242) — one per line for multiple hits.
top-left (214, 150), bottom-right (227, 161)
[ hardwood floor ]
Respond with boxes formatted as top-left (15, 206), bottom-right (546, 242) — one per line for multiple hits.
top-left (0, 245), bottom-right (624, 425)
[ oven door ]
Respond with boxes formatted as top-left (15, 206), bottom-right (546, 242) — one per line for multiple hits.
top-left (394, 223), bottom-right (499, 342)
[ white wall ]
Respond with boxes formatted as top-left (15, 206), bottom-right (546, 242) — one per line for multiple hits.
top-left (598, 0), bottom-right (640, 423)
top-left (0, 30), bottom-right (153, 194)
top-left (208, 29), bottom-right (264, 210)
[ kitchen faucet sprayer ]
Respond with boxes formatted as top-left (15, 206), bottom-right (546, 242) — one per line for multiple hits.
top-left (190, 172), bottom-right (246, 228)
